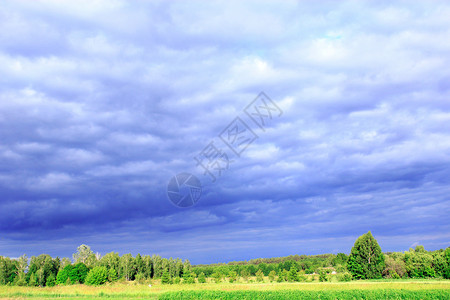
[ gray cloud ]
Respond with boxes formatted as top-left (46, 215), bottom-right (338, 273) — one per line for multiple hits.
top-left (0, 0), bottom-right (449, 263)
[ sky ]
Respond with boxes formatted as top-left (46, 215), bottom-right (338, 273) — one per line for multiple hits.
top-left (0, 0), bottom-right (449, 264)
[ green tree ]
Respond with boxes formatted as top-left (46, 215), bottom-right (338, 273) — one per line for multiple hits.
top-left (240, 269), bottom-right (249, 282)
top-left (73, 245), bottom-right (94, 266)
top-left (228, 270), bottom-right (238, 283)
top-left (56, 265), bottom-right (72, 285)
top-left (212, 272), bottom-right (222, 283)
top-left (152, 255), bottom-right (163, 278)
top-left (182, 270), bottom-right (195, 284)
top-left (99, 252), bottom-right (120, 275)
top-left (255, 269), bottom-right (264, 282)
top-left (46, 273), bottom-right (56, 287)
top-left (442, 248), bottom-right (450, 279)
top-left (0, 256), bottom-right (15, 285)
top-left (198, 272), bottom-right (206, 283)
top-left (108, 268), bottom-right (118, 282)
top-left (347, 231), bottom-right (385, 279)
top-left (383, 255), bottom-right (406, 278)
top-left (85, 266), bottom-right (108, 285)
top-left (333, 253), bottom-right (348, 266)
top-left (16, 255), bottom-right (28, 276)
top-left (318, 270), bottom-right (328, 282)
top-left (60, 258), bottom-right (71, 270)
top-left (28, 273), bottom-right (38, 286)
top-left (161, 270), bottom-right (172, 284)
top-left (71, 263), bottom-right (89, 283)
top-left (404, 247), bottom-right (435, 278)
top-left (26, 254), bottom-right (57, 287)
top-left (135, 254), bottom-right (144, 275)
top-left (268, 270), bottom-right (277, 282)
top-left (119, 254), bottom-right (135, 281)
top-left (287, 266), bottom-right (300, 282)
top-left (279, 269), bottom-right (289, 282)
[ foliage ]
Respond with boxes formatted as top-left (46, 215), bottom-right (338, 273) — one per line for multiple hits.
top-left (56, 263), bottom-right (89, 285)
top-left (85, 266), bottom-right (108, 286)
top-left (347, 231), bottom-right (385, 279)
top-left (46, 273), bottom-right (56, 287)
top-left (287, 266), bottom-right (300, 282)
top-left (182, 271), bottom-right (195, 284)
top-left (212, 272), bottom-right (222, 283)
top-left (73, 245), bottom-right (95, 267)
top-left (318, 270), bottom-right (328, 282)
top-left (119, 254), bottom-right (135, 281)
top-left (256, 269), bottom-right (264, 282)
top-left (161, 270), bottom-right (172, 284)
top-left (108, 268), bottom-right (118, 282)
top-left (383, 255), bottom-right (406, 278)
top-left (228, 271), bottom-right (238, 283)
top-left (268, 270), bottom-right (277, 282)
top-left (197, 272), bottom-right (206, 283)
top-left (338, 272), bottom-right (352, 282)
top-left (0, 238), bottom-right (448, 287)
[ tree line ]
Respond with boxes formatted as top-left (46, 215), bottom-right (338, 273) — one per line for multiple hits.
top-left (0, 232), bottom-right (449, 286)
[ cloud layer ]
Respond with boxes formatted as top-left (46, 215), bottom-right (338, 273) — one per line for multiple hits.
top-left (0, 0), bottom-right (449, 263)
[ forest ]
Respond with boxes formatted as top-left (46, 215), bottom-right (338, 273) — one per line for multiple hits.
top-left (1, 232), bottom-right (449, 286)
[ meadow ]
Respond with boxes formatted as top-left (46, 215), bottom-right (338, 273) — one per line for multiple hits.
top-left (0, 279), bottom-right (449, 300)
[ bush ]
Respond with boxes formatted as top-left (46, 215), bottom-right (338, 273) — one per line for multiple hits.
top-left (134, 272), bottom-right (146, 284)
top-left (229, 271), bottom-right (238, 283)
top-left (212, 272), bottom-right (222, 283)
top-left (338, 272), bottom-right (352, 282)
top-left (183, 271), bottom-right (195, 284)
top-left (256, 269), bottom-right (264, 282)
top-left (268, 270), bottom-right (277, 282)
top-left (198, 272), bottom-right (206, 283)
top-left (319, 270), bottom-right (328, 282)
top-left (85, 266), bottom-right (108, 286)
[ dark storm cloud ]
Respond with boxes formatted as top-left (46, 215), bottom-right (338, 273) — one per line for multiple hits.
top-left (0, 0), bottom-right (449, 262)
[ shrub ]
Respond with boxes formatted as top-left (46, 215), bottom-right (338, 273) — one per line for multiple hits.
top-left (134, 272), bottom-right (146, 284)
top-left (268, 270), bottom-right (277, 282)
top-left (319, 270), bottom-right (328, 282)
top-left (212, 272), bottom-right (222, 283)
top-left (338, 272), bottom-right (352, 282)
top-left (256, 269), bottom-right (264, 282)
top-left (229, 271), bottom-right (238, 283)
top-left (183, 271), bottom-right (195, 284)
top-left (198, 272), bottom-right (206, 283)
top-left (85, 266), bottom-right (108, 286)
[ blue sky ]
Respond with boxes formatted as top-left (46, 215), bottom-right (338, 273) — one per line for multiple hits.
top-left (0, 0), bottom-right (449, 264)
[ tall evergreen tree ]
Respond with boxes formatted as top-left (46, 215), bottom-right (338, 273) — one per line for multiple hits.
top-left (347, 231), bottom-right (385, 279)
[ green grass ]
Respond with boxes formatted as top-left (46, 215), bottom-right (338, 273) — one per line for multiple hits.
top-left (0, 280), bottom-right (448, 299)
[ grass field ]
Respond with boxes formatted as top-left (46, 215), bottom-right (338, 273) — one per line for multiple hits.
top-left (0, 280), bottom-right (449, 299)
